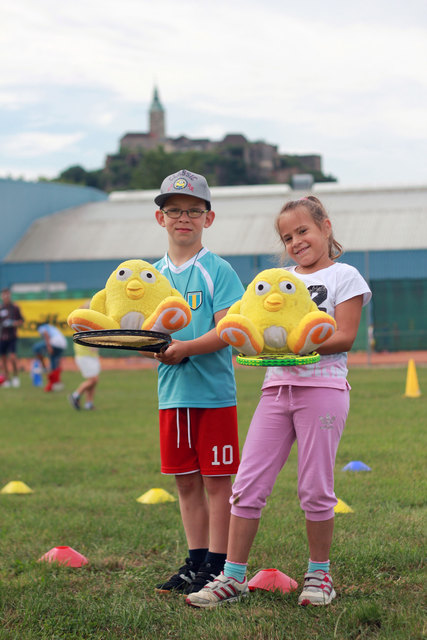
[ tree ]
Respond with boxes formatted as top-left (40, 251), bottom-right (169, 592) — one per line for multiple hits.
top-left (50, 147), bottom-right (336, 192)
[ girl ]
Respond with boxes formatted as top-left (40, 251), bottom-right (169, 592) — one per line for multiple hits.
top-left (186, 195), bottom-right (372, 608)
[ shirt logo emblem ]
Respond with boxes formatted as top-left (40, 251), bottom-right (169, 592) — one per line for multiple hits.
top-left (187, 291), bottom-right (202, 310)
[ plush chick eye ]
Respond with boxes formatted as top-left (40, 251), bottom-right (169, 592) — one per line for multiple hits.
top-left (279, 280), bottom-right (296, 294)
top-left (116, 268), bottom-right (133, 281)
top-left (255, 281), bottom-right (271, 295)
top-left (140, 270), bottom-right (156, 283)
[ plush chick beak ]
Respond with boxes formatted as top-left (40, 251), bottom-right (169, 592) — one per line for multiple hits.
top-left (126, 279), bottom-right (145, 300)
top-left (264, 292), bottom-right (284, 312)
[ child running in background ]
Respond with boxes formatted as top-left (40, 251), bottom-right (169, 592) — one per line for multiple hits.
top-left (187, 195), bottom-right (371, 608)
top-left (68, 342), bottom-right (101, 410)
top-left (68, 301), bottom-right (101, 410)
top-left (152, 169), bottom-right (244, 595)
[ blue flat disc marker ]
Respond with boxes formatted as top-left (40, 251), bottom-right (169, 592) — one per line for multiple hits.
top-left (342, 460), bottom-right (371, 471)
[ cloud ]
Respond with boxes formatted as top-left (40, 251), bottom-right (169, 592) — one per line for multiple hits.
top-left (0, 89), bottom-right (41, 110)
top-left (2, 132), bottom-right (85, 158)
top-left (0, 166), bottom-right (59, 181)
top-left (3, 1), bottom-right (426, 104)
top-left (0, 0), bottom-right (426, 184)
top-left (93, 112), bottom-right (115, 127)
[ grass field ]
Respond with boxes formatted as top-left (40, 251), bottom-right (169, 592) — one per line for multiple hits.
top-left (0, 365), bottom-right (425, 639)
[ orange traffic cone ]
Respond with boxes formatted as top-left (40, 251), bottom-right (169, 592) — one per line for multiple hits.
top-left (248, 568), bottom-right (298, 593)
top-left (404, 359), bottom-right (421, 398)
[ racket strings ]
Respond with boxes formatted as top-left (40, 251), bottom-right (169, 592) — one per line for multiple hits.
top-left (73, 330), bottom-right (171, 352)
top-left (78, 335), bottom-right (164, 347)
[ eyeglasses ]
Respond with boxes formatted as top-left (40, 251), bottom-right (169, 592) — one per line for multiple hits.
top-left (161, 208), bottom-right (209, 219)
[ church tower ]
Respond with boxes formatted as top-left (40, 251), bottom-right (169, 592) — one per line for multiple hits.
top-left (149, 86), bottom-right (165, 140)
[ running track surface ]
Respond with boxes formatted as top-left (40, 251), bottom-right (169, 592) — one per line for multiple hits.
top-left (20, 351), bottom-right (427, 372)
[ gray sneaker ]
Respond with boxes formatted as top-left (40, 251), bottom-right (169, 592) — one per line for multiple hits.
top-left (298, 570), bottom-right (336, 606)
top-left (186, 572), bottom-right (249, 608)
top-left (68, 393), bottom-right (80, 410)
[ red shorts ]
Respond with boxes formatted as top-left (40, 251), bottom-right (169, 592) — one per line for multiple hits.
top-left (159, 406), bottom-right (240, 476)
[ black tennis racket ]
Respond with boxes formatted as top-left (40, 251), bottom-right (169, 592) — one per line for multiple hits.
top-left (73, 329), bottom-right (172, 353)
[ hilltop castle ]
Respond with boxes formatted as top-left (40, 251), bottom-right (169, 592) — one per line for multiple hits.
top-left (113, 87), bottom-right (323, 184)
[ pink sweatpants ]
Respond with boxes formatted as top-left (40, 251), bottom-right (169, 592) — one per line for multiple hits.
top-left (230, 384), bottom-right (349, 521)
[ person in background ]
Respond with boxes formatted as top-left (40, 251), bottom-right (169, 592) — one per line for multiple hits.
top-left (33, 323), bottom-right (67, 391)
top-left (68, 301), bottom-right (101, 410)
top-left (68, 341), bottom-right (101, 410)
top-left (0, 287), bottom-right (24, 388)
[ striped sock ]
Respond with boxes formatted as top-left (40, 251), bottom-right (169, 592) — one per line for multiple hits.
top-left (223, 560), bottom-right (247, 582)
top-left (308, 559), bottom-right (330, 573)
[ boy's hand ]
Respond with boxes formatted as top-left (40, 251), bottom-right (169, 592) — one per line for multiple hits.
top-left (154, 340), bottom-right (189, 365)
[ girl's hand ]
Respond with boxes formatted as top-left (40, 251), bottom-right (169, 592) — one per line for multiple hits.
top-left (154, 340), bottom-right (189, 365)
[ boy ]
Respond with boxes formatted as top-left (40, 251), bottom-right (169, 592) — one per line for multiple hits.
top-left (0, 287), bottom-right (24, 388)
top-left (33, 323), bottom-right (67, 391)
top-left (152, 169), bottom-right (244, 595)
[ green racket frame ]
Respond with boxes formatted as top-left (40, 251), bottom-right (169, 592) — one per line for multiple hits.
top-left (236, 352), bottom-right (320, 367)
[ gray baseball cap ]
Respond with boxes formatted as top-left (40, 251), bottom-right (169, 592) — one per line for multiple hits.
top-left (154, 169), bottom-right (211, 209)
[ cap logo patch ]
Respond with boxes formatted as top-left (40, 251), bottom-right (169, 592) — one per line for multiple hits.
top-left (174, 178), bottom-right (188, 190)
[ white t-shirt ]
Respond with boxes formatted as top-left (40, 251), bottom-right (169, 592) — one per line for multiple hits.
top-left (38, 324), bottom-right (67, 350)
top-left (263, 262), bottom-right (372, 390)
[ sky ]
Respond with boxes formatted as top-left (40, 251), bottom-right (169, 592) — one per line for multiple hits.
top-left (2, 0), bottom-right (427, 187)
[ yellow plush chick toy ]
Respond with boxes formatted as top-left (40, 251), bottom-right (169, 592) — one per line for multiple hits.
top-left (68, 259), bottom-right (191, 335)
top-left (217, 268), bottom-right (336, 356)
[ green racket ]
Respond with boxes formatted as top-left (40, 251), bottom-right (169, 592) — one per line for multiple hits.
top-left (236, 352), bottom-right (320, 367)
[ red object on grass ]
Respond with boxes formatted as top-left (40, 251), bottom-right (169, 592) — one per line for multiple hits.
top-left (248, 568), bottom-right (298, 593)
top-left (38, 545), bottom-right (89, 567)
top-left (44, 367), bottom-right (61, 392)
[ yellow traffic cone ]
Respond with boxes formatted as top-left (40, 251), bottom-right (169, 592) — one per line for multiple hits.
top-left (136, 488), bottom-right (176, 504)
top-left (1, 481), bottom-right (34, 494)
top-left (404, 359), bottom-right (421, 398)
top-left (334, 498), bottom-right (354, 513)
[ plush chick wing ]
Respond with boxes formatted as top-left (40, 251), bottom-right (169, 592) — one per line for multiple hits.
top-left (90, 289), bottom-right (107, 314)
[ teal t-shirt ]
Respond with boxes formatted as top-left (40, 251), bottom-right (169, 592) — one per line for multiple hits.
top-left (154, 248), bottom-right (244, 409)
